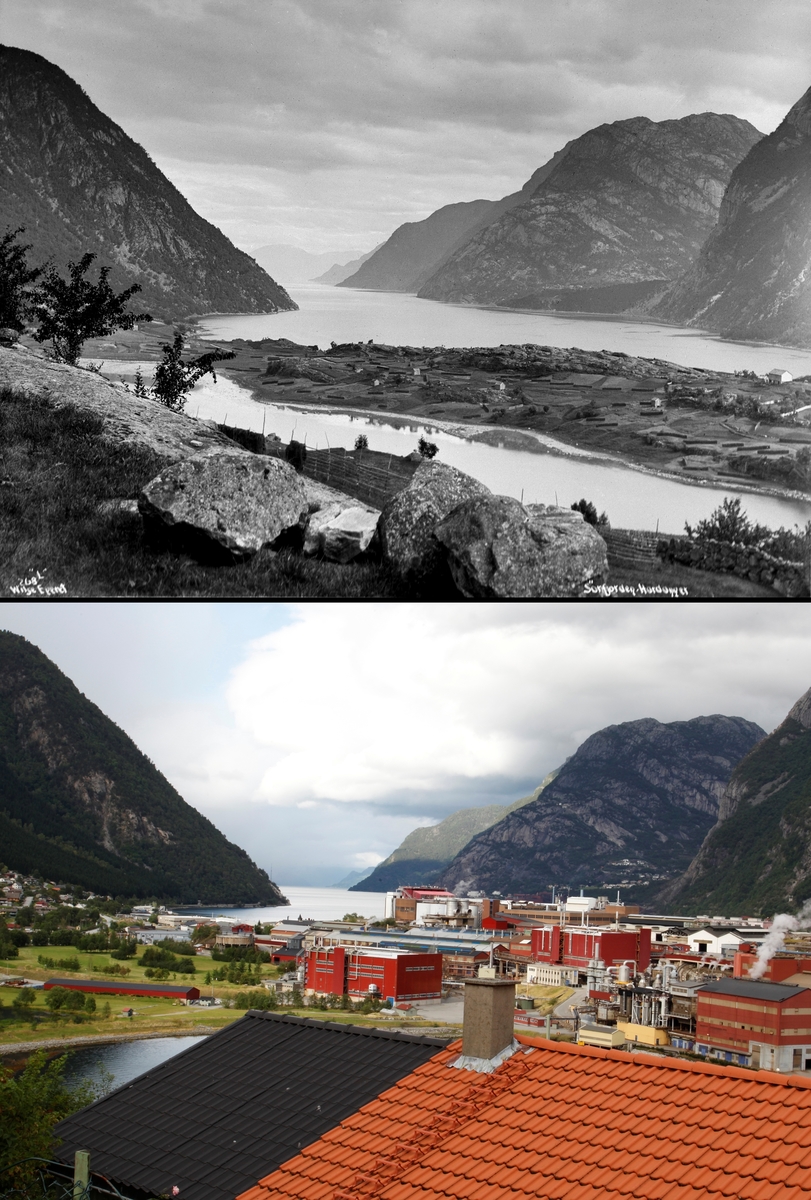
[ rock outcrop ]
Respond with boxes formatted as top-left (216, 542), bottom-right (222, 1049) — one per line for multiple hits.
top-left (0, 45), bottom-right (296, 321)
top-left (418, 113), bottom-right (762, 308)
top-left (303, 501), bottom-right (380, 563)
top-left (436, 715), bottom-right (765, 898)
top-left (657, 686), bottom-right (811, 914)
top-left (139, 453), bottom-right (308, 561)
top-left (648, 86), bottom-right (811, 347)
top-left (378, 460), bottom-right (490, 586)
top-left (436, 498), bottom-right (607, 597)
top-left (0, 631), bottom-right (288, 904)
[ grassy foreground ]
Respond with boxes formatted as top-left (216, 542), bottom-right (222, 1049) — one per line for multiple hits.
top-left (0, 387), bottom-right (406, 598)
top-left (0, 384), bottom-right (778, 598)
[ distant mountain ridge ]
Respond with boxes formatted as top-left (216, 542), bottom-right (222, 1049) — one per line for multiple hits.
top-left (0, 45), bottom-right (296, 321)
top-left (338, 147), bottom-right (573, 294)
top-left (249, 244), bottom-right (373, 287)
top-left (658, 687), bottom-right (811, 914)
top-left (313, 245), bottom-right (382, 285)
top-left (418, 113), bottom-right (763, 309)
top-left (647, 86), bottom-right (811, 346)
top-left (0, 631), bottom-right (287, 905)
top-left (435, 715), bottom-right (764, 899)
top-left (351, 771), bottom-right (560, 893)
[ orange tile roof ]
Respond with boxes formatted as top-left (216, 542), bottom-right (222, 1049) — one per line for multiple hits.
top-left (239, 1037), bottom-right (811, 1200)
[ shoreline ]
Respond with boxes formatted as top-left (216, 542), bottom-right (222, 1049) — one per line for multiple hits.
top-left (0, 1028), bottom-right (213, 1061)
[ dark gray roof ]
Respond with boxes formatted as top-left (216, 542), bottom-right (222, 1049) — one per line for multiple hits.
top-left (698, 978), bottom-right (808, 1002)
top-left (46, 977), bottom-right (197, 996)
top-left (53, 1012), bottom-right (448, 1200)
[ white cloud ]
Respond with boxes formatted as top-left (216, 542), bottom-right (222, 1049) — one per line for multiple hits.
top-left (222, 603), bottom-right (811, 812)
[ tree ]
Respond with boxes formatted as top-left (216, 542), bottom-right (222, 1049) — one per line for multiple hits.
top-left (418, 436), bottom-right (438, 459)
top-left (84, 994), bottom-right (96, 1014)
top-left (0, 1050), bottom-right (95, 1189)
top-left (148, 331), bottom-right (235, 412)
top-left (354, 434), bottom-right (369, 451)
top-left (0, 227), bottom-right (43, 331)
top-left (31, 253), bottom-right (152, 365)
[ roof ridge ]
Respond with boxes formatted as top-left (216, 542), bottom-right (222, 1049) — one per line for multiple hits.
top-left (247, 1010), bottom-right (450, 1046)
top-left (515, 1034), bottom-right (811, 1087)
top-left (332, 1048), bottom-right (536, 1200)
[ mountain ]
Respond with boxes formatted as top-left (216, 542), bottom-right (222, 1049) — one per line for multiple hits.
top-left (249, 244), bottom-right (372, 287)
top-left (418, 113), bottom-right (762, 310)
top-left (0, 631), bottom-right (287, 906)
top-left (0, 45), bottom-right (296, 322)
top-left (647, 87), bottom-right (811, 346)
top-left (332, 869), bottom-right (373, 889)
top-left (351, 772), bottom-right (560, 894)
top-left (658, 688), bottom-right (811, 915)
top-left (338, 148), bottom-right (572, 294)
top-left (435, 715), bottom-right (764, 899)
top-left (313, 245), bottom-right (383, 285)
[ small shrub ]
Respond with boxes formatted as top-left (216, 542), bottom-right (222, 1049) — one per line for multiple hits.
top-left (418, 436), bottom-right (438, 459)
top-left (32, 252), bottom-right (152, 364)
top-left (354, 434), bottom-right (369, 451)
top-left (0, 226), bottom-right (42, 330)
top-left (148, 331), bottom-right (235, 412)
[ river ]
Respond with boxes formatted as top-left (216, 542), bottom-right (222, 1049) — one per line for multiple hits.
top-left (187, 285), bottom-right (811, 534)
top-left (187, 375), bottom-right (811, 535)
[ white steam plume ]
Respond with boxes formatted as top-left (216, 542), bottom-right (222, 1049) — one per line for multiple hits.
top-left (749, 900), bottom-right (811, 979)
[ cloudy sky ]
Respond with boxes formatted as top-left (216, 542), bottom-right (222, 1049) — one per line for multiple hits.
top-left (1, 602), bottom-right (809, 888)
top-left (3, 0), bottom-right (811, 254)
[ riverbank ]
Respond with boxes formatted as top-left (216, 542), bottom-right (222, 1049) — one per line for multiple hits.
top-left (75, 320), bottom-right (811, 508)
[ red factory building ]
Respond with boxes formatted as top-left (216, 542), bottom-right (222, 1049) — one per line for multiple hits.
top-left (44, 978), bottom-right (200, 1001)
top-left (733, 951), bottom-right (811, 982)
top-left (530, 926), bottom-right (651, 972)
top-left (695, 977), bottom-right (811, 1072)
top-left (305, 947), bottom-right (443, 1003)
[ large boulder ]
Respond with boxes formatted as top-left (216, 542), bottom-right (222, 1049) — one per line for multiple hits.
top-left (435, 497), bottom-right (608, 597)
top-left (138, 451), bottom-right (308, 561)
top-left (378, 460), bottom-right (490, 585)
top-left (303, 501), bottom-right (380, 563)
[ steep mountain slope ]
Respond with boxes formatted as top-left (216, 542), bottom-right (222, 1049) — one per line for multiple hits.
top-left (436, 716), bottom-right (764, 898)
top-left (0, 45), bottom-right (296, 322)
top-left (351, 771), bottom-right (559, 893)
top-left (338, 147), bottom-right (572, 294)
top-left (659, 688), bottom-right (811, 914)
top-left (0, 632), bottom-right (286, 905)
top-left (418, 114), bottom-right (762, 309)
top-left (648, 87), bottom-right (811, 346)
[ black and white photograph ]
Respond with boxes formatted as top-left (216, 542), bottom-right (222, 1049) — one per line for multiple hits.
top-left (2, 0), bottom-right (811, 597)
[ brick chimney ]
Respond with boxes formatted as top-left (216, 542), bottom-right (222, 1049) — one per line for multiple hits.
top-left (452, 978), bottom-right (517, 1073)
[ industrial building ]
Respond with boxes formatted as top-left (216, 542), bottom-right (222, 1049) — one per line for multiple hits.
top-left (305, 946), bottom-right (443, 1003)
top-left (529, 925), bottom-right (652, 973)
top-left (694, 978), bottom-right (811, 1071)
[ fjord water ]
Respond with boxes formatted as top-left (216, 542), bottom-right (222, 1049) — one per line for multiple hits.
top-left (201, 284), bottom-right (811, 376)
top-left (177, 885), bottom-right (389, 924)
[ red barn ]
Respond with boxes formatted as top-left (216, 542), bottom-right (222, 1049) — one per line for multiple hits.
top-left (44, 977), bottom-right (200, 1001)
top-left (530, 926), bottom-right (651, 972)
top-left (305, 948), bottom-right (442, 1003)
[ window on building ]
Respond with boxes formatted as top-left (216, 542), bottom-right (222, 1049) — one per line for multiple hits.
top-left (697, 942), bottom-right (708, 953)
